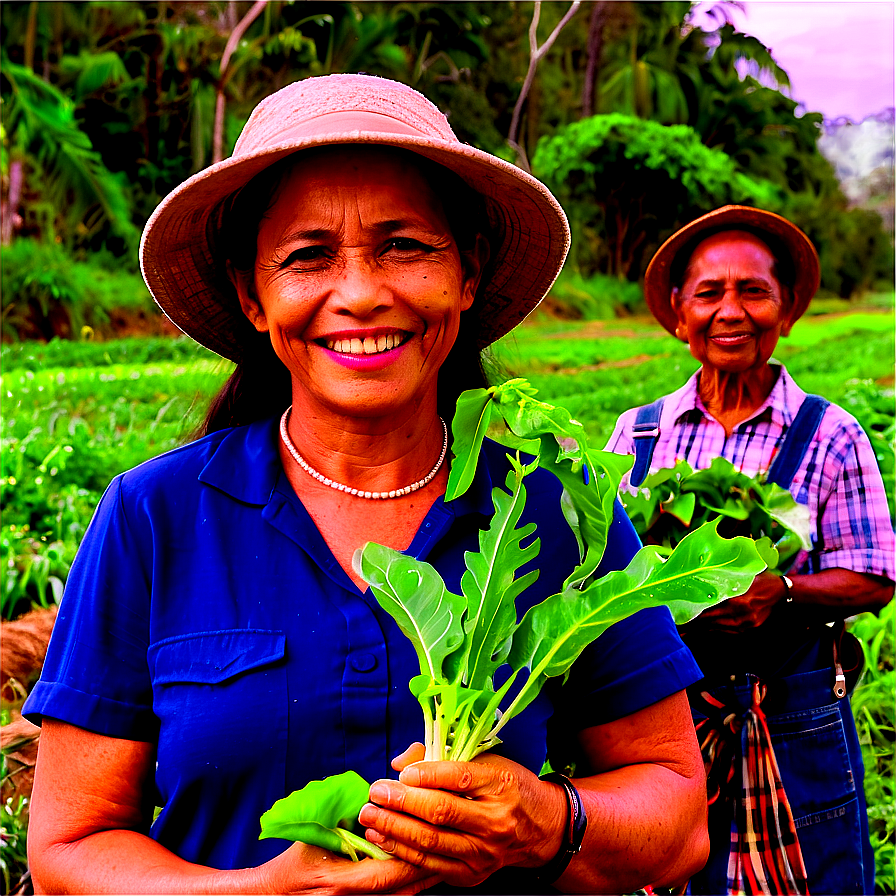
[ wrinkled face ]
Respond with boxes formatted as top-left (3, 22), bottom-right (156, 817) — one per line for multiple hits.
top-left (232, 146), bottom-right (483, 421)
top-left (671, 231), bottom-right (793, 375)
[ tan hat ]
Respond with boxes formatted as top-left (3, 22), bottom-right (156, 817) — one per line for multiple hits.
top-left (140, 74), bottom-right (570, 361)
top-left (644, 205), bottom-right (821, 336)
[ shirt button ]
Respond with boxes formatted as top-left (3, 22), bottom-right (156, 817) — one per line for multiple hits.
top-left (350, 653), bottom-right (378, 672)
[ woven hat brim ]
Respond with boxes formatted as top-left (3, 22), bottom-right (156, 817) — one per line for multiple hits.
top-left (140, 131), bottom-right (570, 361)
top-left (643, 206), bottom-right (821, 336)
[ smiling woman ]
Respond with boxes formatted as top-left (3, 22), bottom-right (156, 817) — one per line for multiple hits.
top-left (23, 74), bottom-right (711, 896)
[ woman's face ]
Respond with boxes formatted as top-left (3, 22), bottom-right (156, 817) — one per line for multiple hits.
top-left (671, 230), bottom-right (793, 376)
top-left (233, 147), bottom-right (483, 421)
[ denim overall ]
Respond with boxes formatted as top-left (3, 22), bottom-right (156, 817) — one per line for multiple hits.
top-left (631, 396), bottom-right (875, 895)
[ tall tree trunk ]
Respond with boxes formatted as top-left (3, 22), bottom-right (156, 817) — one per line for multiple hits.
top-left (582, 1), bottom-right (607, 118)
top-left (507, 0), bottom-right (581, 172)
top-left (1, 158), bottom-right (24, 246)
top-left (24, 2), bottom-right (38, 71)
top-left (213, 0), bottom-right (268, 164)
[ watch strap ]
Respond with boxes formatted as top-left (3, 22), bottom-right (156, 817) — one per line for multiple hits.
top-left (537, 772), bottom-right (588, 883)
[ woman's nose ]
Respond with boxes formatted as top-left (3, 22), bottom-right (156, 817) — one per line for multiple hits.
top-left (330, 254), bottom-right (394, 318)
top-left (716, 286), bottom-right (746, 320)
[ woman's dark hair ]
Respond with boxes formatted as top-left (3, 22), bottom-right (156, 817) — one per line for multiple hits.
top-left (197, 146), bottom-right (498, 439)
top-left (669, 225), bottom-right (797, 294)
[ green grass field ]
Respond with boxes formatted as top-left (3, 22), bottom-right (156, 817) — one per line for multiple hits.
top-left (1, 309), bottom-right (894, 891)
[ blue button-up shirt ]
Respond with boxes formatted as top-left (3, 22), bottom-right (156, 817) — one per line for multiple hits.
top-left (26, 418), bottom-right (700, 875)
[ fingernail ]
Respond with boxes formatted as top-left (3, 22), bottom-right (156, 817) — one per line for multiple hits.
top-left (399, 765), bottom-right (420, 786)
top-left (369, 782), bottom-right (388, 803)
top-left (358, 803), bottom-right (377, 825)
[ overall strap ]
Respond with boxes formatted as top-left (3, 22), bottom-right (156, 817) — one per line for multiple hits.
top-left (630, 397), bottom-right (665, 488)
top-left (766, 395), bottom-right (830, 490)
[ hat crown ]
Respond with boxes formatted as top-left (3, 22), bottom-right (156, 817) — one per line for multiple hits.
top-left (234, 74), bottom-right (457, 157)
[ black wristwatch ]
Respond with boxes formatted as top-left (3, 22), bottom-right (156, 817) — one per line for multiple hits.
top-left (537, 772), bottom-right (588, 883)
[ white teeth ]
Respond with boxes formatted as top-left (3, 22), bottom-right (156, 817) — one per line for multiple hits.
top-left (325, 334), bottom-right (403, 354)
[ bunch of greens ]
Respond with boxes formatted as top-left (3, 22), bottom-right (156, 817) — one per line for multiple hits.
top-left (621, 457), bottom-right (812, 574)
top-left (259, 380), bottom-right (771, 858)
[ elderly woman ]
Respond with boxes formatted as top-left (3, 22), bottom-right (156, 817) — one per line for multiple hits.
top-left (24, 75), bottom-right (708, 895)
top-left (606, 206), bottom-right (895, 896)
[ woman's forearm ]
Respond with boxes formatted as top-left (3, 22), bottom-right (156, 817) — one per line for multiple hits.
top-left (31, 831), bottom-right (269, 896)
top-left (787, 568), bottom-right (894, 617)
top-left (561, 762), bottom-right (708, 894)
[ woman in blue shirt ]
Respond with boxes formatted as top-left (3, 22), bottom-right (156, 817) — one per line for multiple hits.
top-left (25, 74), bottom-right (707, 895)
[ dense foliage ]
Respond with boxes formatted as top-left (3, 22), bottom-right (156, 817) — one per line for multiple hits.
top-left (1, 1), bottom-right (892, 344)
top-left (532, 113), bottom-right (775, 278)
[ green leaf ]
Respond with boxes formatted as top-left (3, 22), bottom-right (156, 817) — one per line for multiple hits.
top-left (453, 459), bottom-right (539, 692)
top-left (353, 543), bottom-right (465, 683)
top-left (759, 484), bottom-right (812, 550)
top-left (259, 771), bottom-right (390, 860)
top-left (506, 519), bottom-right (767, 716)
top-left (483, 378), bottom-right (632, 587)
top-left (662, 491), bottom-right (696, 525)
top-left (445, 388), bottom-right (493, 500)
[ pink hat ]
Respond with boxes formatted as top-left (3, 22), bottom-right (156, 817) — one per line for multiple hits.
top-left (140, 74), bottom-right (570, 360)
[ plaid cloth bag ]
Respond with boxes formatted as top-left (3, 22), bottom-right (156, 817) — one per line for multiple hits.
top-left (694, 677), bottom-right (810, 896)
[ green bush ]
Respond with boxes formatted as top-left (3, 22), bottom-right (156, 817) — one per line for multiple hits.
top-left (545, 269), bottom-right (645, 320)
top-left (0, 238), bottom-right (155, 342)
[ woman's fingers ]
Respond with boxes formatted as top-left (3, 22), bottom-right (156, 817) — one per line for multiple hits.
top-left (358, 756), bottom-right (551, 887)
top-left (391, 743), bottom-right (426, 773)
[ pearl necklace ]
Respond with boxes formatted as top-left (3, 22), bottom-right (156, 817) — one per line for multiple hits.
top-left (279, 408), bottom-right (448, 499)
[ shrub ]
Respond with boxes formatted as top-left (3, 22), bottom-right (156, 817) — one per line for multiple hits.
top-left (545, 269), bottom-right (645, 320)
top-left (0, 238), bottom-right (155, 342)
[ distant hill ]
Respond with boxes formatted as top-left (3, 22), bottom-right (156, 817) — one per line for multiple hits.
top-left (819, 109), bottom-right (895, 231)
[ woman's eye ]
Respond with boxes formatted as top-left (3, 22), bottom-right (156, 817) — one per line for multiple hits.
top-left (386, 238), bottom-right (430, 253)
top-left (282, 246), bottom-right (329, 266)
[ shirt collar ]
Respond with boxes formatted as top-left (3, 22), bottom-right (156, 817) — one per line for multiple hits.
top-left (197, 414), bottom-right (497, 518)
top-left (198, 417), bottom-right (283, 505)
top-left (665, 362), bottom-right (802, 431)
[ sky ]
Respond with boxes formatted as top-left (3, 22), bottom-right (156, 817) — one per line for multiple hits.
top-left (692, 1), bottom-right (895, 122)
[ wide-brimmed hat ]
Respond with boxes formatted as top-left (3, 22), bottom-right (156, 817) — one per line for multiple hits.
top-left (140, 73), bottom-right (570, 361)
top-left (644, 205), bottom-right (821, 336)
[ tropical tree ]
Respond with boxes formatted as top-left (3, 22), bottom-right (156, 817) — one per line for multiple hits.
top-left (532, 113), bottom-right (778, 279)
top-left (1, 59), bottom-right (138, 251)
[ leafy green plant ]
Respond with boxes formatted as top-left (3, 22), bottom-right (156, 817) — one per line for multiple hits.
top-left (621, 457), bottom-right (812, 572)
top-left (848, 602), bottom-right (895, 894)
top-left (1, 238), bottom-right (155, 342)
top-left (262, 379), bottom-right (769, 855)
top-left (0, 795), bottom-right (29, 895)
top-left (260, 772), bottom-right (391, 861)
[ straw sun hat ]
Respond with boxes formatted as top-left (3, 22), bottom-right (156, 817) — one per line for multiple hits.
top-left (140, 73), bottom-right (570, 361)
top-left (643, 205), bottom-right (821, 337)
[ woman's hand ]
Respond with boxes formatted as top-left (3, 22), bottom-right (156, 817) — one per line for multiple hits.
top-left (258, 840), bottom-right (438, 895)
top-left (358, 746), bottom-right (565, 888)
top-left (696, 570), bottom-right (784, 631)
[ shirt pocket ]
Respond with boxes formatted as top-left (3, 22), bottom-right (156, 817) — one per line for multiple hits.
top-left (148, 630), bottom-right (288, 801)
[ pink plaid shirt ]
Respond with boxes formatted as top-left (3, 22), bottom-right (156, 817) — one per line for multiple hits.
top-left (605, 364), bottom-right (895, 581)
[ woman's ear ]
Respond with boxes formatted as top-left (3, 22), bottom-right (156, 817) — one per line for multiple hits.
top-left (227, 261), bottom-right (268, 333)
top-left (780, 286), bottom-right (795, 337)
top-left (459, 233), bottom-right (490, 311)
top-left (670, 287), bottom-right (688, 342)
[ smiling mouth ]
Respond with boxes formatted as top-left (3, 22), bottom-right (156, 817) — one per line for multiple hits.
top-left (710, 333), bottom-right (753, 344)
top-left (320, 332), bottom-right (411, 355)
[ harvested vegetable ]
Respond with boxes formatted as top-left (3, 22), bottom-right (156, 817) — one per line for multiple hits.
top-left (621, 456), bottom-right (811, 572)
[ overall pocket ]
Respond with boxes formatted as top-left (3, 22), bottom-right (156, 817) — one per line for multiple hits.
top-left (764, 685), bottom-right (867, 895)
